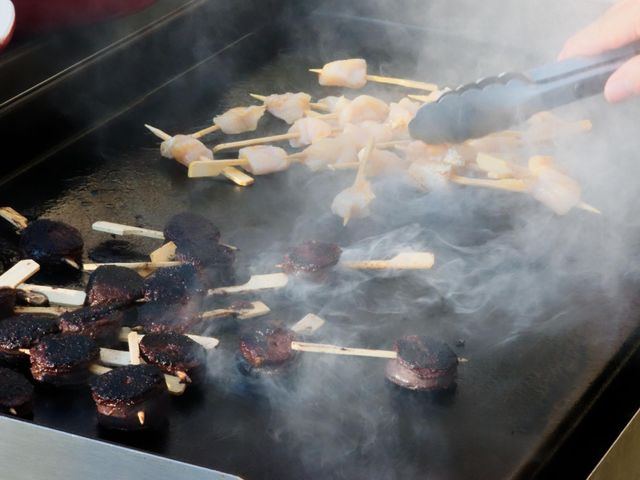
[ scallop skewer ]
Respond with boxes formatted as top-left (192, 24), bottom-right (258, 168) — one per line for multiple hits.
top-left (189, 146), bottom-right (295, 178)
top-left (310, 58), bottom-right (437, 91)
top-left (145, 124), bottom-right (254, 186)
top-left (190, 105), bottom-right (266, 139)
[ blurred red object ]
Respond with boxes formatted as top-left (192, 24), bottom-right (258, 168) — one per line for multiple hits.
top-left (0, 0), bottom-right (15, 50)
top-left (12, 0), bottom-right (156, 33)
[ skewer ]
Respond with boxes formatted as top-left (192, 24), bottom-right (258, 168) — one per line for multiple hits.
top-left (290, 313), bottom-right (325, 334)
top-left (200, 301), bottom-right (271, 320)
top-left (13, 306), bottom-right (76, 315)
top-left (189, 152), bottom-right (301, 178)
top-left (17, 284), bottom-right (86, 306)
top-left (190, 124), bottom-right (220, 139)
top-left (208, 273), bottom-right (289, 295)
top-left (341, 137), bottom-right (375, 226)
top-left (137, 411), bottom-right (146, 426)
top-left (127, 332), bottom-right (141, 365)
top-left (290, 341), bottom-right (397, 359)
top-left (342, 252), bottom-right (435, 270)
top-left (120, 328), bottom-right (220, 350)
top-left (309, 68), bottom-right (437, 91)
top-left (0, 206), bottom-right (29, 230)
top-left (0, 260), bottom-right (40, 288)
top-left (83, 261), bottom-right (183, 272)
top-left (92, 221), bottom-right (165, 239)
top-left (212, 133), bottom-right (297, 154)
top-left (89, 352), bottom-right (186, 395)
top-left (150, 242), bottom-right (176, 262)
top-left (249, 93), bottom-right (331, 112)
top-left (145, 124), bottom-right (253, 186)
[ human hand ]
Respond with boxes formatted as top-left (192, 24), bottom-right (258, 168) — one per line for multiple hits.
top-left (558, 0), bottom-right (640, 103)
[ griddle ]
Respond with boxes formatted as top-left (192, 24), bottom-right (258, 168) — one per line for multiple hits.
top-left (2, 1), bottom-right (640, 479)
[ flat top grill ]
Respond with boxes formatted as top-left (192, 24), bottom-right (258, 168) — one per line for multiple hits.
top-left (2, 2), bottom-right (640, 479)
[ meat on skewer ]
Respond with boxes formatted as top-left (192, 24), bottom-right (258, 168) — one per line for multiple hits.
top-left (90, 364), bottom-right (169, 431)
top-left (131, 302), bottom-right (201, 334)
top-left (251, 92), bottom-right (312, 124)
top-left (281, 241), bottom-right (342, 281)
top-left (338, 95), bottom-right (389, 126)
top-left (384, 336), bottom-right (458, 391)
top-left (138, 332), bottom-right (207, 383)
top-left (30, 334), bottom-right (100, 386)
top-left (85, 265), bottom-right (145, 307)
top-left (238, 320), bottom-right (296, 374)
top-left (407, 161), bottom-right (453, 191)
top-left (287, 117), bottom-right (333, 148)
top-left (0, 367), bottom-right (34, 417)
top-left (19, 219), bottom-right (84, 270)
top-left (311, 58), bottom-right (437, 91)
top-left (143, 264), bottom-right (204, 304)
top-left (0, 287), bottom-right (16, 319)
top-left (386, 97), bottom-right (421, 131)
top-left (0, 314), bottom-right (60, 368)
top-left (59, 305), bottom-right (125, 347)
top-left (342, 121), bottom-right (393, 148)
top-left (210, 105), bottom-right (266, 135)
top-left (160, 134), bottom-right (213, 167)
top-left (297, 135), bottom-right (359, 171)
top-left (163, 212), bottom-right (221, 246)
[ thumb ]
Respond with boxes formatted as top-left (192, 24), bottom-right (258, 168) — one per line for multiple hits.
top-left (604, 54), bottom-right (640, 103)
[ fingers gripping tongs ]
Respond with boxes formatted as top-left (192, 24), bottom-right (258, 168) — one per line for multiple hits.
top-left (409, 41), bottom-right (640, 144)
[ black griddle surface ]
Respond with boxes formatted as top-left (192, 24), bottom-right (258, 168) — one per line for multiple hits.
top-left (2, 3), bottom-right (640, 480)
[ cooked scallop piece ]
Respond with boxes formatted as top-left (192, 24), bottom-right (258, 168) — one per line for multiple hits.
top-left (331, 181), bottom-right (375, 223)
top-left (338, 95), bottom-right (389, 126)
top-left (343, 121), bottom-right (393, 149)
top-left (317, 58), bottom-right (367, 89)
top-left (239, 146), bottom-right (290, 175)
top-left (401, 141), bottom-right (448, 164)
top-left (365, 148), bottom-right (407, 176)
top-left (262, 93), bottom-right (311, 124)
top-left (528, 165), bottom-right (581, 215)
top-left (386, 97), bottom-right (421, 130)
top-left (317, 95), bottom-right (347, 112)
top-left (407, 161), bottom-right (452, 191)
top-left (213, 106), bottom-right (266, 134)
top-left (160, 135), bottom-right (212, 166)
top-left (301, 135), bottom-right (359, 171)
top-left (288, 118), bottom-right (333, 148)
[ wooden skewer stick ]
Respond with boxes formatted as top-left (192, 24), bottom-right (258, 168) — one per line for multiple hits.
top-left (309, 68), bottom-right (438, 91)
top-left (190, 124), bottom-right (220, 139)
top-left (291, 341), bottom-right (397, 359)
top-left (212, 132), bottom-right (297, 154)
top-left (342, 252), bottom-right (435, 270)
top-left (249, 93), bottom-right (331, 112)
top-left (200, 301), bottom-right (271, 320)
top-left (83, 261), bottom-right (183, 272)
top-left (14, 306), bottom-right (76, 315)
top-left (150, 241), bottom-right (176, 262)
top-left (0, 207), bottom-right (29, 230)
top-left (342, 137), bottom-right (375, 226)
top-left (9, 408), bottom-right (18, 416)
top-left (450, 175), bottom-right (528, 192)
top-left (92, 221), bottom-right (165, 239)
top-left (290, 314), bottom-right (325, 335)
top-left (137, 411), bottom-right (146, 425)
top-left (120, 328), bottom-right (220, 350)
top-left (91, 350), bottom-right (186, 395)
top-left (189, 153), bottom-right (303, 179)
top-left (144, 124), bottom-right (254, 186)
top-left (127, 332), bottom-right (141, 365)
top-left (0, 260), bottom-right (40, 288)
top-left (208, 273), bottom-right (289, 295)
top-left (17, 284), bottom-right (86, 306)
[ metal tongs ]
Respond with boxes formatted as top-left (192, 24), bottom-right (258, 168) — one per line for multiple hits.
top-left (409, 41), bottom-right (640, 144)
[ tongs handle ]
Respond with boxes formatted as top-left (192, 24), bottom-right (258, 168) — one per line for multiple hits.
top-left (525, 40), bottom-right (640, 108)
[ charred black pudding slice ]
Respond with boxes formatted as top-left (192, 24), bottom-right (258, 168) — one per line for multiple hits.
top-left (59, 305), bottom-right (124, 347)
top-left (0, 314), bottom-right (60, 367)
top-left (139, 332), bottom-right (207, 383)
top-left (282, 241), bottom-right (342, 275)
top-left (385, 335), bottom-right (458, 391)
top-left (163, 212), bottom-right (220, 246)
top-left (238, 320), bottom-right (296, 373)
top-left (0, 287), bottom-right (16, 319)
top-left (132, 302), bottom-right (201, 334)
top-left (19, 219), bottom-right (84, 269)
top-left (0, 367), bottom-right (34, 417)
top-left (143, 264), bottom-right (203, 304)
top-left (90, 364), bottom-right (169, 431)
top-left (30, 334), bottom-right (99, 386)
top-left (86, 265), bottom-right (144, 307)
